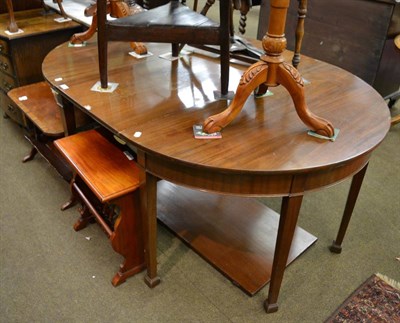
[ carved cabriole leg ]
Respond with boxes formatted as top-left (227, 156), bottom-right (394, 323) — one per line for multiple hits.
top-left (203, 0), bottom-right (334, 138)
top-left (70, 13), bottom-right (98, 44)
top-left (110, 192), bottom-right (145, 286)
top-left (6, 0), bottom-right (18, 33)
top-left (277, 63), bottom-right (334, 137)
top-left (204, 61), bottom-right (268, 133)
top-left (110, 0), bottom-right (147, 55)
top-left (292, 0), bottom-right (307, 68)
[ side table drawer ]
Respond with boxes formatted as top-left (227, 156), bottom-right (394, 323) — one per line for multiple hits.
top-left (0, 39), bottom-right (9, 56)
top-left (0, 71), bottom-right (17, 92)
top-left (0, 54), bottom-right (15, 77)
top-left (0, 90), bottom-right (24, 125)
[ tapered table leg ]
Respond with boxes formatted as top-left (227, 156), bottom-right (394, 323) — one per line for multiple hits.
top-left (144, 171), bottom-right (161, 287)
top-left (330, 163), bottom-right (369, 253)
top-left (265, 194), bottom-right (303, 313)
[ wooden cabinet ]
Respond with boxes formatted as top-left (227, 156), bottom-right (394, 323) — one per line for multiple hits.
top-left (0, 8), bottom-right (83, 125)
top-left (0, 0), bottom-right (42, 14)
top-left (257, 0), bottom-right (400, 97)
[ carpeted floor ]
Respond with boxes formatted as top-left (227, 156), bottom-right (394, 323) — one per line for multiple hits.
top-left (1, 88), bottom-right (399, 323)
top-left (1, 5), bottom-right (400, 323)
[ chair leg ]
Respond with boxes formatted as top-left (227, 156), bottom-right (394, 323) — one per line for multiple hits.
top-left (97, 0), bottom-right (109, 88)
top-left (220, 49), bottom-right (230, 96)
top-left (292, 0), bottom-right (307, 68)
top-left (98, 40), bottom-right (108, 88)
top-left (6, 0), bottom-right (19, 33)
top-left (171, 43), bottom-right (180, 57)
top-left (219, 0), bottom-right (231, 97)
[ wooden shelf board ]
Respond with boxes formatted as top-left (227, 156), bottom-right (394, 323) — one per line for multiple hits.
top-left (157, 181), bottom-right (317, 295)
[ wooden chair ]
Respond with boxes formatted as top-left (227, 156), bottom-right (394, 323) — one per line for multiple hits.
top-left (96, 0), bottom-right (231, 97)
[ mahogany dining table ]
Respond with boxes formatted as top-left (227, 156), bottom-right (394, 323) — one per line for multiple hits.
top-left (41, 39), bottom-right (390, 313)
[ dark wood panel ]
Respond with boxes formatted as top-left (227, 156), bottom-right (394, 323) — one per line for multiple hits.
top-left (0, 0), bottom-right (42, 14)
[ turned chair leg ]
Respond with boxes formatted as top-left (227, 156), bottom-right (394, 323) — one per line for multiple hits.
top-left (292, 0), bottom-right (307, 68)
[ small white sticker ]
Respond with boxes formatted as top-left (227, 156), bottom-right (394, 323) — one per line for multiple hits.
top-left (133, 131), bottom-right (142, 138)
top-left (18, 96), bottom-right (28, 101)
top-left (129, 51), bottom-right (153, 59)
top-left (60, 84), bottom-right (69, 90)
top-left (5, 29), bottom-right (24, 35)
top-left (54, 77), bottom-right (63, 82)
top-left (68, 42), bottom-right (87, 48)
top-left (54, 17), bottom-right (72, 23)
top-left (158, 50), bottom-right (192, 61)
top-left (90, 81), bottom-right (118, 93)
top-left (84, 105), bottom-right (91, 111)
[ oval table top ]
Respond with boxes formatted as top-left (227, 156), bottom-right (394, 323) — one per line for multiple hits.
top-left (42, 40), bottom-right (390, 192)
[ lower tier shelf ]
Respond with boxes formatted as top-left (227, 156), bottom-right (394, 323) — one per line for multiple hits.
top-left (157, 181), bottom-right (317, 295)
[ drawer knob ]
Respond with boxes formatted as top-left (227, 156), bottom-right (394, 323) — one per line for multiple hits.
top-left (0, 62), bottom-right (8, 70)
